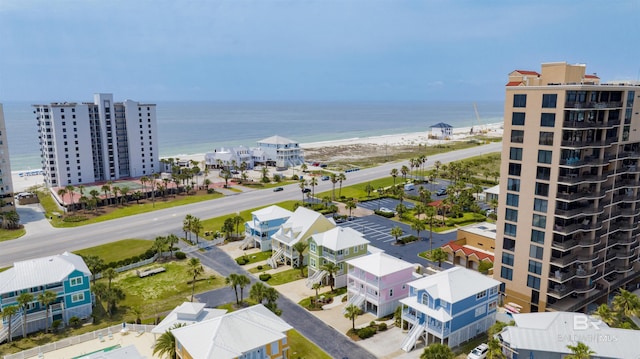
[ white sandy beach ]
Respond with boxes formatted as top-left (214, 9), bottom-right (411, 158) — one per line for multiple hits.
top-left (10, 123), bottom-right (503, 193)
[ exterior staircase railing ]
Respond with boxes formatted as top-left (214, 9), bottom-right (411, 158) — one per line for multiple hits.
top-left (401, 321), bottom-right (426, 352)
top-left (305, 270), bottom-right (328, 288)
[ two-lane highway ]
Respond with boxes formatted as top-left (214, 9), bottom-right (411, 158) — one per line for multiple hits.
top-left (0, 141), bottom-right (501, 267)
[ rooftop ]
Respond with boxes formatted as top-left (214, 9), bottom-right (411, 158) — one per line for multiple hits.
top-left (458, 221), bottom-right (497, 240)
top-left (252, 205), bottom-right (294, 222)
top-left (152, 302), bottom-right (227, 334)
top-left (271, 207), bottom-right (335, 246)
top-left (346, 252), bottom-right (414, 277)
top-left (257, 135), bottom-right (298, 145)
top-left (407, 266), bottom-right (500, 302)
top-left (311, 226), bottom-right (369, 251)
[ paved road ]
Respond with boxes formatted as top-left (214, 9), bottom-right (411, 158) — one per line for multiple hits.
top-left (191, 246), bottom-right (376, 359)
top-left (0, 141), bottom-right (501, 268)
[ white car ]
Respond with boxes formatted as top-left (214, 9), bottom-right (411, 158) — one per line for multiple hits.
top-left (379, 207), bottom-right (394, 214)
top-left (467, 343), bottom-right (488, 359)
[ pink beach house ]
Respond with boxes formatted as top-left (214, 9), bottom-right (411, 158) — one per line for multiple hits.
top-left (346, 252), bottom-right (417, 318)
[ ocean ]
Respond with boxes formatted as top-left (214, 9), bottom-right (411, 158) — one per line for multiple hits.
top-left (1, 101), bottom-right (504, 171)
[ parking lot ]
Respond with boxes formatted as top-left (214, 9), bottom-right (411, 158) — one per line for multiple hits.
top-left (358, 198), bottom-right (415, 211)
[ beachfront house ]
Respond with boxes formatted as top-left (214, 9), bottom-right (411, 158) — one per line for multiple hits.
top-left (429, 122), bottom-right (453, 140)
top-left (0, 252), bottom-right (92, 343)
top-left (257, 135), bottom-right (304, 169)
top-left (497, 312), bottom-right (640, 359)
top-left (241, 205), bottom-right (294, 251)
top-left (267, 207), bottom-right (335, 269)
top-left (204, 146), bottom-right (254, 170)
top-left (171, 304), bottom-right (293, 359)
top-left (346, 252), bottom-right (417, 318)
top-left (152, 302), bottom-right (227, 334)
top-left (399, 267), bottom-right (500, 352)
top-left (306, 227), bottom-right (370, 289)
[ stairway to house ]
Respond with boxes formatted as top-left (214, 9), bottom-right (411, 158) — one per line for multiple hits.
top-left (0, 312), bottom-right (22, 344)
top-left (342, 293), bottom-right (365, 313)
top-left (305, 270), bottom-right (328, 288)
top-left (239, 235), bottom-right (254, 250)
top-left (401, 321), bottom-right (426, 352)
top-left (267, 247), bottom-right (284, 269)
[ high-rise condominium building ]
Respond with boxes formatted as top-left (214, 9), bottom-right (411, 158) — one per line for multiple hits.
top-left (495, 62), bottom-right (640, 313)
top-left (34, 94), bottom-right (158, 187)
top-left (0, 104), bottom-right (15, 211)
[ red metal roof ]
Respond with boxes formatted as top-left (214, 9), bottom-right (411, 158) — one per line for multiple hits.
top-left (514, 70), bottom-right (540, 76)
top-left (506, 81), bottom-right (523, 87)
top-left (442, 241), bottom-right (494, 262)
top-left (585, 74), bottom-right (600, 79)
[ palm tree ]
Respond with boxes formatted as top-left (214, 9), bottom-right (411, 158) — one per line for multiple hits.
top-left (57, 188), bottom-right (67, 212)
top-left (430, 248), bottom-right (448, 268)
top-left (191, 217), bottom-right (203, 244)
top-left (390, 226), bottom-right (403, 244)
top-left (299, 179), bottom-right (308, 203)
top-left (425, 206), bottom-right (437, 251)
top-left (595, 303), bottom-right (616, 326)
top-left (167, 234), bottom-right (179, 257)
top-left (225, 273), bottom-right (241, 304)
top-left (3, 210), bottom-right (20, 229)
top-left (261, 166), bottom-right (270, 183)
top-left (486, 337), bottom-right (506, 359)
top-left (337, 172), bottom-right (346, 197)
top-left (250, 282), bottom-right (268, 304)
top-left (187, 258), bottom-right (204, 302)
top-left (153, 236), bottom-right (168, 258)
top-left (233, 215), bottom-right (244, 238)
top-left (203, 178), bottom-right (212, 191)
top-left (312, 282), bottom-right (322, 308)
top-left (183, 214), bottom-right (194, 242)
top-left (400, 165), bottom-right (409, 180)
top-left (411, 219), bottom-right (425, 241)
top-left (38, 290), bottom-right (58, 333)
top-left (65, 184), bottom-right (75, 210)
top-left (120, 185), bottom-right (130, 205)
top-left (264, 287), bottom-right (280, 314)
top-left (434, 160), bottom-right (442, 179)
top-left (346, 200), bottom-right (356, 217)
top-left (103, 267), bottom-right (118, 290)
top-left (292, 241), bottom-right (308, 274)
top-left (105, 287), bottom-right (126, 316)
top-left (364, 183), bottom-right (374, 198)
top-left (565, 341), bottom-right (595, 359)
top-left (330, 173), bottom-right (338, 200)
top-left (310, 176), bottom-right (318, 199)
top-left (84, 255), bottom-right (104, 286)
top-left (421, 343), bottom-right (454, 359)
top-left (612, 289), bottom-right (640, 319)
top-left (153, 323), bottom-right (186, 359)
top-left (17, 292), bottom-right (34, 339)
top-left (344, 304), bottom-right (362, 330)
top-left (390, 168), bottom-right (399, 186)
top-left (1, 305), bottom-right (18, 342)
top-left (101, 184), bottom-right (111, 206)
top-left (237, 274), bottom-right (251, 303)
top-left (321, 262), bottom-right (340, 292)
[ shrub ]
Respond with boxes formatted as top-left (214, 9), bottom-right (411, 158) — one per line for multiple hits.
top-left (370, 321), bottom-right (376, 327)
top-left (357, 326), bottom-right (376, 339)
top-left (207, 188), bottom-right (215, 194)
top-left (259, 273), bottom-right (272, 281)
top-left (374, 210), bottom-right (394, 218)
top-left (478, 260), bottom-right (494, 274)
top-left (378, 322), bottom-right (388, 331)
top-left (68, 316), bottom-right (81, 328)
top-left (175, 251), bottom-right (186, 260)
top-left (257, 265), bottom-right (263, 270)
top-left (52, 319), bottom-right (62, 332)
top-left (144, 249), bottom-right (156, 259)
top-left (399, 235), bottom-right (419, 244)
top-left (236, 257), bottom-right (249, 265)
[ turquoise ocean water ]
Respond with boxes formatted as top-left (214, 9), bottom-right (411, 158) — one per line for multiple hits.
top-left (2, 101), bottom-right (503, 171)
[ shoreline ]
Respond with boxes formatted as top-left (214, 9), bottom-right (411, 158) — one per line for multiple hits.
top-left (10, 123), bottom-right (503, 193)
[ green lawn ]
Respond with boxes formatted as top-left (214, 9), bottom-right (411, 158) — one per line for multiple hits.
top-left (288, 329), bottom-right (332, 359)
top-left (235, 250), bottom-right (272, 265)
top-left (39, 190), bottom-right (224, 228)
top-left (267, 267), bottom-right (308, 286)
top-left (200, 200), bottom-right (299, 234)
top-left (248, 264), bottom-right (272, 273)
top-left (73, 239), bottom-right (152, 263)
top-left (0, 227), bottom-right (26, 242)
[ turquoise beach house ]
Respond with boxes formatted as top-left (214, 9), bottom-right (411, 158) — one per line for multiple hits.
top-left (399, 266), bottom-right (500, 352)
top-left (241, 205), bottom-right (293, 251)
top-left (0, 252), bottom-right (92, 342)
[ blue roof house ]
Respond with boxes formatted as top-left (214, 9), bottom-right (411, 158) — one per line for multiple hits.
top-left (0, 252), bottom-right (92, 342)
top-left (430, 122), bottom-right (454, 139)
top-left (399, 267), bottom-right (501, 352)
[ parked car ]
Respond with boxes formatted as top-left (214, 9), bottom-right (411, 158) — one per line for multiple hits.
top-left (302, 188), bottom-right (311, 193)
top-left (273, 187), bottom-right (284, 192)
top-left (436, 188), bottom-right (447, 196)
top-left (467, 343), bottom-right (488, 359)
top-left (379, 207), bottom-right (396, 215)
top-left (321, 176), bottom-right (330, 181)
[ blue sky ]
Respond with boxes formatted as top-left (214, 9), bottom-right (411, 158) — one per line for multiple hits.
top-left (1, 0), bottom-right (639, 102)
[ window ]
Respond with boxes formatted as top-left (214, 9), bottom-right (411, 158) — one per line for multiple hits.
top-left (531, 229), bottom-right (545, 244)
top-left (501, 267), bottom-right (513, 280)
top-left (536, 166), bottom-right (551, 180)
top-left (508, 163), bottom-right (522, 176)
top-left (354, 246), bottom-right (358, 253)
top-left (507, 178), bottom-right (520, 192)
top-left (309, 243), bottom-right (316, 253)
top-left (527, 275), bottom-right (541, 290)
top-left (506, 193), bottom-right (519, 207)
top-left (503, 238), bottom-right (515, 251)
top-left (489, 301), bottom-right (497, 310)
top-left (505, 208), bottom-right (518, 222)
top-left (502, 253), bottom-right (514, 266)
top-left (533, 199), bottom-right (548, 212)
top-left (538, 150), bottom-right (552, 164)
top-left (476, 290), bottom-right (487, 299)
top-left (529, 245), bottom-right (543, 259)
top-left (71, 293), bottom-right (85, 302)
top-left (535, 182), bottom-right (549, 197)
top-left (389, 289), bottom-right (394, 297)
top-left (542, 94), bottom-right (558, 108)
top-left (70, 277), bottom-right (83, 286)
top-left (475, 306), bottom-right (487, 317)
top-left (532, 214), bottom-right (547, 229)
top-left (310, 258), bottom-right (316, 267)
top-left (541, 113), bottom-right (556, 127)
top-left (504, 223), bottom-right (517, 237)
top-left (513, 94), bottom-right (527, 108)
top-left (421, 293), bottom-right (429, 306)
top-left (510, 147), bottom-right (523, 161)
top-left (512, 112), bottom-right (525, 126)
top-left (539, 131), bottom-right (554, 146)
top-left (528, 260), bottom-right (542, 275)
top-left (511, 130), bottom-right (524, 143)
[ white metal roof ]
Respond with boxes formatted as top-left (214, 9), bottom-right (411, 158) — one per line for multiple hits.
top-left (252, 205), bottom-right (293, 222)
top-left (347, 252), bottom-right (413, 277)
top-left (0, 252), bottom-right (91, 294)
top-left (407, 267), bottom-right (500, 303)
top-left (152, 302), bottom-right (227, 334)
top-left (171, 304), bottom-right (293, 359)
top-left (271, 207), bottom-right (335, 246)
top-left (311, 226), bottom-right (369, 251)
top-left (484, 185), bottom-right (500, 195)
top-left (458, 222), bottom-right (497, 239)
top-left (500, 312), bottom-right (640, 359)
top-left (257, 135), bottom-right (298, 145)
top-left (400, 295), bottom-right (452, 322)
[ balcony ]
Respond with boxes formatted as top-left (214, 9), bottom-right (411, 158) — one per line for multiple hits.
top-left (550, 254), bottom-right (578, 267)
top-left (555, 204), bottom-right (604, 218)
top-left (575, 267), bottom-right (597, 278)
top-left (550, 268), bottom-right (576, 283)
top-left (573, 282), bottom-right (597, 294)
top-left (614, 179), bottom-right (640, 189)
top-left (578, 237), bottom-right (602, 248)
top-left (613, 248), bottom-right (637, 260)
top-left (565, 101), bottom-right (624, 109)
top-left (557, 173), bottom-right (607, 185)
top-left (553, 221), bottom-right (600, 236)
top-left (552, 239), bottom-right (578, 251)
top-left (560, 137), bottom-right (615, 149)
top-left (556, 189), bottom-right (606, 201)
top-left (548, 283), bottom-right (573, 298)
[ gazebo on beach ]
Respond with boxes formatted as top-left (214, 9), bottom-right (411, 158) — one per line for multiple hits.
top-left (429, 122), bottom-right (453, 139)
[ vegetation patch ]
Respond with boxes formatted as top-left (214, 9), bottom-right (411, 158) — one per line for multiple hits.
top-left (288, 329), bottom-right (332, 359)
top-left (266, 267), bottom-right (307, 285)
top-left (234, 251), bottom-right (272, 265)
top-left (0, 227), bottom-right (26, 242)
top-left (74, 239), bottom-right (153, 264)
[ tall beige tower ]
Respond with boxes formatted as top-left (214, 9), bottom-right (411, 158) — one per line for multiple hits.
top-left (0, 104), bottom-right (16, 215)
top-left (495, 62), bottom-right (640, 313)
